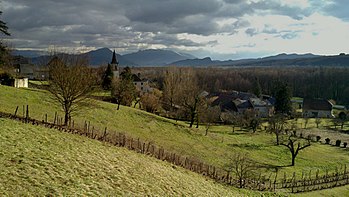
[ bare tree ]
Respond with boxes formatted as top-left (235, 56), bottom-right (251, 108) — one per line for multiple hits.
top-left (111, 68), bottom-right (137, 110)
top-left (221, 112), bottom-right (237, 133)
top-left (200, 105), bottom-right (221, 135)
top-left (304, 118), bottom-right (309, 129)
top-left (46, 54), bottom-right (97, 125)
top-left (140, 89), bottom-right (162, 113)
top-left (180, 68), bottom-right (204, 128)
top-left (225, 153), bottom-right (256, 188)
top-left (250, 117), bottom-right (260, 133)
top-left (281, 135), bottom-right (311, 166)
top-left (162, 67), bottom-right (182, 111)
top-left (268, 114), bottom-right (287, 145)
top-left (315, 118), bottom-right (322, 128)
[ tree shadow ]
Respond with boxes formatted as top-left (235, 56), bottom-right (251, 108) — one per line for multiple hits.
top-left (257, 163), bottom-right (293, 172)
top-left (228, 143), bottom-right (265, 150)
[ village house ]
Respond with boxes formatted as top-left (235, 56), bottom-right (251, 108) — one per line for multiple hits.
top-left (131, 73), bottom-right (152, 94)
top-left (14, 77), bottom-right (28, 88)
top-left (249, 97), bottom-right (274, 118)
top-left (302, 98), bottom-right (334, 118)
top-left (12, 56), bottom-right (35, 79)
top-left (211, 91), bottom-right (274, 118)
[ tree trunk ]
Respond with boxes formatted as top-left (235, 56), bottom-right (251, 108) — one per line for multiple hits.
top-left (189, 114), bottom-right (195, 128)
top-left (276, 133), bottom-right (280, 145)
top-left (64, 112), bottom-right (69, 126)
top-left (291, 154), bottom-right (296, 166)
top-left (117, 103), bottom-right (120, 110)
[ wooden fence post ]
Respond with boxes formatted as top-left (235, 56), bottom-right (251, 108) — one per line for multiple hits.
top-left (25, 105), bottom-right (29, 122)
top-left (14, 106), bottom-right (19, 117)
top-left (54, 112), bottom-right (57, 124)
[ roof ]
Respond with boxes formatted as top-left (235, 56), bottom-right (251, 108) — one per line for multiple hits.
top-left (233, 99), bottom-right (253, 109)
top-left (111, 50), bottom-right (118, 65)
top-left (19, 64), bottom-right (34, 74)
top-left (303, 98), bottom-right (333, 111)
top-left (211, 91), bottom-right (256, 112)
top-left (249, 98), bottom-right (272, 107)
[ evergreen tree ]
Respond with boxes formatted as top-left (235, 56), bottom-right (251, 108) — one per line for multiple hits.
top-left (252, 77), bottom-right (262, 98)
top-left (102, 64), bottom-right (114, 90)
top-left (0, 11), bottom-right (10, 67)
top-left (273, 81), bottom-right (292, 114)
top-left (0, 11), bottom-right (10, 36)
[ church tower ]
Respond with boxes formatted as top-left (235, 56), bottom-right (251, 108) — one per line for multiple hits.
top-left (110, 50), bottom-right (119, 78)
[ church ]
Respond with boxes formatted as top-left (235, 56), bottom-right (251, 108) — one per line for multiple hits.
top-left (108, 50), bottom-right (152, 94)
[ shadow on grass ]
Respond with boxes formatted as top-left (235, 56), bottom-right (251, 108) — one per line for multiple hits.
top-left (257, 163), bottom-right (293, 172)
top-left (228, 143), bottom-right (265, 150)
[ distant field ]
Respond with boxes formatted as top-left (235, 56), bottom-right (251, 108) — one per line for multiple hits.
top-left (1, 85), bottom-right (349, 185)
top-left (1, 117), bottom-right (268, 196)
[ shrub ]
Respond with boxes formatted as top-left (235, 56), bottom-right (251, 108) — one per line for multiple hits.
top-left (316, 136), bottom-right (321, 142)
top-left (325, 138), bottom-right (331, 144)
top-left (344, 142), bottom-right (347, 148)
top-left (336, 140), bottom-right (342, 147)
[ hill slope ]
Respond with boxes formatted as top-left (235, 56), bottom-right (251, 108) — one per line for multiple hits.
top-left (1, 118), bottom-right (260, 196)
top-left (2, 85), bottom-right (349, 195)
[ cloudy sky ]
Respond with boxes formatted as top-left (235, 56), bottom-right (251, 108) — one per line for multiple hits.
top-left (1, 0), bottom-right (349, 60)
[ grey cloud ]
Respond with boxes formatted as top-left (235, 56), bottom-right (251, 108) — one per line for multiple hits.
top-left (245, 28), bottom-right (258, 37)
top-left (245, 25), bottom-right (301, 40)
top-left (280, 33), bottom-right (299, 40)
top-left (323, 0), bottom-right (349, 21)
top-left (1, 0), bottom-right (324, 54)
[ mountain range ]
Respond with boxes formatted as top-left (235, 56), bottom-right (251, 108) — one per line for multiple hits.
top-left (13, 48), bottom-right (349, 67)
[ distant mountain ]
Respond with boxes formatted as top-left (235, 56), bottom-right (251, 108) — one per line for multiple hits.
top-left (12, 48), bottom-right (349, 67)
top-left (169, 57), bottom-right (233, 67)
top-left (122, 49), bottom-right (196, 66)
top-left (231, 54), bottom-right (349, 67)
top-left (12, 50), bottom-right (46, 58)
top-left (84, 48), bottom-right (137, 66)
top-left (168, 53), bottom-right (340, 67)
top-left (259, 53), bottom-right (319, 61)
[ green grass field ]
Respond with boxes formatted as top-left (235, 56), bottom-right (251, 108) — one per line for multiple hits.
top-left (1, 85), bottom-right (349, 196)
top-left (1, 117), bottom-right (269, 196)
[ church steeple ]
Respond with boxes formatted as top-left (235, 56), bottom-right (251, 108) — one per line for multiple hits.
top-left (109, 49), bottom-right (119, 78)
top-left (111, 50), bottom-right (118, 65)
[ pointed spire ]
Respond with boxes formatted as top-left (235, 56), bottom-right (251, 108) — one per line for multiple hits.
top-left (111, 50), bottom-right (118, 64)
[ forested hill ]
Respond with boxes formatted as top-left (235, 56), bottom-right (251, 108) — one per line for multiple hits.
top-left (230, 54), bottom-right (349, 67)
top-left (169, 54), bottom-right (349, 67)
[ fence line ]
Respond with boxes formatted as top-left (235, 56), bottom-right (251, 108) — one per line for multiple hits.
top-left (1, 108), bottom-right (348, 193)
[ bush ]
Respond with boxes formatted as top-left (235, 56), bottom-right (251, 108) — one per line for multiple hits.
top-left (336, 140), bottom-right (342, 147)
top-left (325, 138), bottom-right (331, 144)
top-left (344, 142), bottom-right (347, 148)
top-left (316, 136), bottom-right (321, 142)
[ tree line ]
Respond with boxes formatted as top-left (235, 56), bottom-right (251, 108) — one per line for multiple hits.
top-left (138, 66), bottom-right (349, 106)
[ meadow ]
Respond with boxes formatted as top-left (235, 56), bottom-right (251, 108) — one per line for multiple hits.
top-left (1, 117), bottom-right (269, 196)
top-left (1, 85), bottom-right (349, 195)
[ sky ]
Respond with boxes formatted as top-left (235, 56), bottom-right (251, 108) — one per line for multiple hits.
top-left (1, 0), bottom-right (349, 60)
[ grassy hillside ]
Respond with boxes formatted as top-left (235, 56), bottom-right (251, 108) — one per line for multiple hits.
top-left (1, 85), bottom-right (349, 181)
top-left (0, 117), bottom-right (267, 196)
